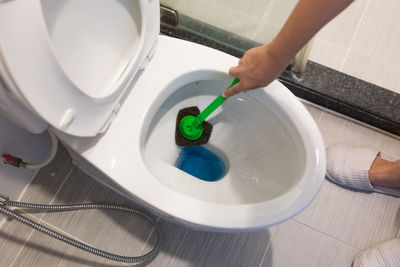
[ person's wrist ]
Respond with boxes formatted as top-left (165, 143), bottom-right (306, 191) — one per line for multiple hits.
top-left (264, 43), bottom-right (291, 70)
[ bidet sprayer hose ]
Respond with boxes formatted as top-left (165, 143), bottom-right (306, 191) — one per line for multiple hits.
top-left (0, 195), bottom-right (161, 263)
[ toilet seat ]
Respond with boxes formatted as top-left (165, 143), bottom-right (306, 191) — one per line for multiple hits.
top-left (0, 0), bottom-right (159, 136)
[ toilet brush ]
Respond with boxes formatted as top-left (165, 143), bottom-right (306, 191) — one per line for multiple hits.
top-left (175, 78), bottom-right (240, 146)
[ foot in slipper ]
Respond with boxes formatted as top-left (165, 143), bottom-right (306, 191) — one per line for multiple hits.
top-left (326, 144), bottom-right (400, 197)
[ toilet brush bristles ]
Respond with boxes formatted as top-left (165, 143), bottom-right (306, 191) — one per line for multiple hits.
top-left (175, 106), bottom-right (213, 146)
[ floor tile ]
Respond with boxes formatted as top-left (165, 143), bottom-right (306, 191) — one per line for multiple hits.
top-left (295, 104), bottom-right (400, 249)
top-left (260, 219), bottom-right (359, 267)
top-left (295, 179), bottom-right (400, 249)
top-left (303, 102), bottom-right (324, 124)
top-left (18, 144), bottom-right (73, 210)
top-left (149, 220), bottom-right (274, 267)
top-left (2, 100), bottom-right (400, 266)
top-left (10, 220), bottom-right (127, 267)
top-left (0, 218), bottom-right (36, 267)
top-left (35, 166), bottom-right (157, 266)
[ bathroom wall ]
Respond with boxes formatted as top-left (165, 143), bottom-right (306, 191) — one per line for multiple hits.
top-left (160, 0), bottom-right (297, 46)
top-left (0, 115), bottom-right (50, 224)
top-left (309, 0), bottom-right (400, 94)
top-left (162, 0), bottom-right (400, 95)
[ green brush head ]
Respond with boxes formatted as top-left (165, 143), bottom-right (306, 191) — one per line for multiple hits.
top-left (179, 115), bottom-right (203, 140)
top-left (175, 78), bottom-right (239, 147)
top-left (175, 106), bottom-right (212, 146)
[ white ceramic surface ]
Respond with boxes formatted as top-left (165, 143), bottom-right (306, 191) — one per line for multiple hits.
top-left (0, 0), bottom-right (159, 136)
top-left (143, 80), bottom-right (306, 205)
top-left (0, 115), bottom-right (51, 225)
top-left (57, 36), bottom-right (326, 231)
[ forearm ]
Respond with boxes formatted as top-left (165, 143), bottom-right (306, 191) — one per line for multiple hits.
top-left (224, 0), bottom-right (356, 97)
top-left (269, 0), bottom-right (355, 64)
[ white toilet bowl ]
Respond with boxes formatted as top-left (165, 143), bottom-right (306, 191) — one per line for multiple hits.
top-left (56, 36), bottom-right (326, 231)
top-left (0, 0), bottom-right (325, 231)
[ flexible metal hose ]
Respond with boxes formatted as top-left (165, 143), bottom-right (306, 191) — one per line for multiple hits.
top-left (0, 195), bottom-right (161, 263)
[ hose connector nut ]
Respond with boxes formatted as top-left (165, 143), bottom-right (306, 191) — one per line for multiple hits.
top-left (0, 194), bottom-right (9, 206)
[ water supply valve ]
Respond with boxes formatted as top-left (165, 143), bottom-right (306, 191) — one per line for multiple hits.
top-left (2, 154), bottom-right (24, 168)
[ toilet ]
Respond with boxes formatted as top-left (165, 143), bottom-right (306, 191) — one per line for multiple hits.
top-left (0, 0), bottom-right (326, 231)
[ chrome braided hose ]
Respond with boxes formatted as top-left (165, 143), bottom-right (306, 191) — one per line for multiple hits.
top-left (0, 195), bottom-right (161, 263)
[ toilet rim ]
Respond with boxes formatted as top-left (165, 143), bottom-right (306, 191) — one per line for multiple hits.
top-left (95, 75), bottom-right (325, 231)
top-left (58, 36), bottom-right (326, 231)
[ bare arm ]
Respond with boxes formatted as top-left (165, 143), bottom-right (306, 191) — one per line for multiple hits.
top-left (223, 0), bottom-right (355, 98)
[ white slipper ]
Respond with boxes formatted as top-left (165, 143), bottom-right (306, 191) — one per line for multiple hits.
top-left (326, 144), bottom-right (400, 197)
top-left (353, 239), bottom-right (400, 267)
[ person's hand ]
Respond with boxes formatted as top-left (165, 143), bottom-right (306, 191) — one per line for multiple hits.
top-left (223, 44), bottom-right (289, 98)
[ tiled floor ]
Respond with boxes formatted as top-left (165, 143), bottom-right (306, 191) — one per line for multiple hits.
top-left (0, 101), bottom-right (399, 267)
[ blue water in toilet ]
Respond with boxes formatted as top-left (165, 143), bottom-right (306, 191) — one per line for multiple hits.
top-left (175, 146), bottom-right (225, 182)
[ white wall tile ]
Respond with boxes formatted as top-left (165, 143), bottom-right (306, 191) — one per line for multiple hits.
top-left (349, 0), bottom-right (400, 64)
top-left (341, 53), bottom-right (400, 95)
top-left (165, 0), bottom-right (294, 45)
top-left (310, 0), bottom-right (400, 94)
top-left (309, 39), bottom-right (348, 70)
top-left (252, 21), bottom-right (281, 44)
top-left (160, 0), bottom-right (181, 8)
top-left (261, 0), bottom-right (297, 26)
top-left (216, 0), bottom-right (274, 20)
top-left (314, 0), bottom-right (369, 49)
top-left (176, 1), bottom-right (262, 40)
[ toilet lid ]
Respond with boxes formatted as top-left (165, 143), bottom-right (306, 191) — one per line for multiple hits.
top-left (0, 0), bottom-right (158, 136)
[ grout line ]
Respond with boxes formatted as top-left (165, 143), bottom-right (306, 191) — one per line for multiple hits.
top-left (9, 215), bottom-right (127, 266)
top-left (251, 0), bottom-right (276, 40)
top-left (138, 226), bottom-right (156, 256)
top-left (7, 166), bottom-right (75, 266)
top-left (258, 226), bottom-right (278, 267)
top-left (8, 225), bottom-right (38, 267)
top-left (0, 218), bottom-right (5, 230)
top-left (46, 166), bottom-right (76, 207)
top-left (15, 169), bottom-right (41, 203)
top-left (0, 170), bottom-right (41, 230)
top-left (292, 218), bottom-right (361, 250)
top-left (300, 98), bottom-right (400, 141)
top-left (339, 0), bottom-right (371, 71)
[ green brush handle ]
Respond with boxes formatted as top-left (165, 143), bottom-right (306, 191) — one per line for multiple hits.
top-left (192, 78), bottom-right (240, 128)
